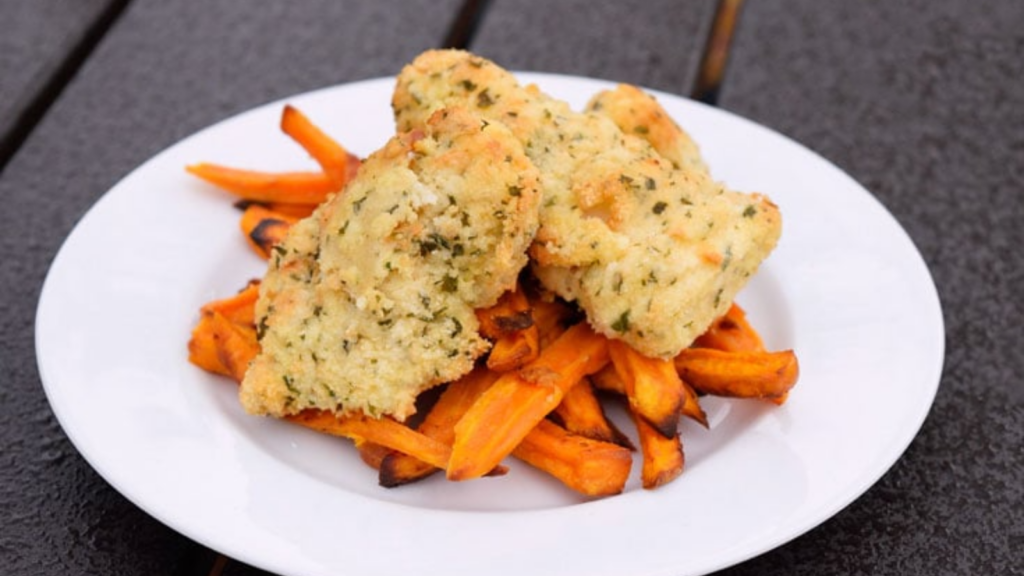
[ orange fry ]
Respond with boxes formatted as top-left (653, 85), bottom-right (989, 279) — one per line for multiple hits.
top-left (200, 280), bottom-right (261, 327)
top-left (286, 410), bottom-right (451, 470)
top-left (380, 367), bottom-right (502, 487)
top-left (476, 286), bottom-right (533, 339)
top-left (187, 313), bottom-right (232, 377)
top-left (487, 325), bottom-right (540, 372)
top-left (186, 163), bottom-right (337, 204)
top-left (187, 311), bottom-right (260, 383)
top-left (512, 419), bottom-right (632, 497)
top-left (679, 378), bottom-right (709, 428)
top-left (692, 303), bottom-right (765, 353)
top-left (240, 204), bottom-right (297, 259)
top-left (553, 378), bottom-right (634, 448)
top-left (674, 348), bottom-right (799, 400)
top-left (629, 408), bottom-right (685, 489)
top-left (236, 200), bottom-right (318, 220)
top-left (590, 363), bottom-right (626, 395)
top-left (592, 358), bottom-right (706, 427)
top-left (280, 105), bottom-right (353, 187)
top-left (448, 323), bottom-right (609, 481)
top-left (530, 296), bottom-right (575, 349)
top-left (608, 340), bottom-right (684, 438)
top-left (354, 440), bottom-right (391, 470)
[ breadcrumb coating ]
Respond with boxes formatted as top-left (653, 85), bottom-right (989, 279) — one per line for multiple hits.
top-left (240, 106), bottom-right (540, 419)
top-left (393, 50), bottom-right (781, 358)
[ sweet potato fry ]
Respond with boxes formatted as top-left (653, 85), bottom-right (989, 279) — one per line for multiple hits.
top-left (512, 419), bottom-right (632, 497)
top-left (487, 325), bottom-right (540, 372)
top-left (679, 378), bottom-right (709, 428)
top-left (674, 348), bottom-right (799, 400)
top-left (592, 357), bottom-right (706, 427)
top-left (242, 200), bottom-right (318, 220)
top-left (476, 286), bottom-right (533, 338)
top-left (354, 440), bottom-right (391, 470)
top-left (187, 313), bottom-right (232, 377)
top-left (199, 280), bottom-right (261, 327)
top-left (186, 163), bottom-right (337, 204)
top-left (193, 311), bottom-right (260, 383)
top-left (692, 303), bottom-right (765, 353)
top-left (448, 323), bottom-right (609, 481)
top-left (590, 363), bottom-right (626, 395)
top-left (530, 296), bottom-right (575, 349)
top-left (629, 408), bottom-right (685, 489)
top-left (553, 378), bottom-right (634, 449)
top-left (608, 340), bottom-right (683, 438)
top-left (474, 286), bottom-right (541, 371)
top-left (286, 410), bottom-right (451, 470)
top-left (380, 367), bottom-right (501, 487)
top-left (240, 204), bottom-right (297, 259)
top-left (280, 105), bottom-right (354, 187)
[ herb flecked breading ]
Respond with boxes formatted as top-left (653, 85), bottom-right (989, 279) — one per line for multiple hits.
top-left (239, 106), bottom-right (541, 420)
top-left (393, 50), bottom-right (782, 358)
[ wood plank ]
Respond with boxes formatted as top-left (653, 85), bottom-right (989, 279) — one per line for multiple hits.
top-left (469, 0), bottom-right (719, 94)
top-left (0, 0), bottom-right (119, 166)
top-left (0, 1), bottom-right (460, 575)
top-left (716, 2), bottom-right (1024, 574)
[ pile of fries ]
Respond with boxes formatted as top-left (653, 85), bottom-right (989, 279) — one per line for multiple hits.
top-left (187, 106), bottom-right (799, 497)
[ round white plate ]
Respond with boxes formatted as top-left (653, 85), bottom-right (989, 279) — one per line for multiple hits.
top-left (37, 73), bottom-right (944, 576)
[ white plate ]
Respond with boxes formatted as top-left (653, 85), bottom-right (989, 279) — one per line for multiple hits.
top-left (36, 73), bottom-right (944, 576)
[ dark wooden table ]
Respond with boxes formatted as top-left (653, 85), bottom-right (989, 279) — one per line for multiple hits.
top-left (3, 1), bottom-right (1021, 574)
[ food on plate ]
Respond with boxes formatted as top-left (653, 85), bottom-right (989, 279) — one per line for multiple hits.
top-left (186, 49), bottom-right (799, 497)
top-left (585, 83), bottom-right (708, 176)
top-left (394, 50), bottom-right (781, 359)
top-left (240, 106), bottom-right (541, 420)
top-left (239, 203), bottom-right (299, 259)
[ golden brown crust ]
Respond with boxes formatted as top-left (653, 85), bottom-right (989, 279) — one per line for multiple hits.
top-left (394, 50), bottom-right (782, 358)
top-left (585, 84), bottom-right (708, 175)
top-left (240, 105), bottom-right (540, 420)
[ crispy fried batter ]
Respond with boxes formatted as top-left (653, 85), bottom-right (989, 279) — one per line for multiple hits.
top-left (585, 83), bottom-right (708, 176)
top-left (393, 50), bottom-right (781, 358)
top-left (240, 106), bottom-right (540, 419)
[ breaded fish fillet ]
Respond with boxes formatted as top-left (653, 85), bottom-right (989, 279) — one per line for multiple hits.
top-left (585, 83), bottom-right (708, 176)
top-left (393, 50), bottom-right (780, 358)
top-left (240, 106), bottom-right (540, 419)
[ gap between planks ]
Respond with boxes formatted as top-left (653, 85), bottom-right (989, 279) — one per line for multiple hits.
top-left (0, 0), bottom-right (132, 176)
top-left (691, 0), bottom-right (745, 105)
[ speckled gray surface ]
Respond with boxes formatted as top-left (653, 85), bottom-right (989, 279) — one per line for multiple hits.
top-left (714, 1), bottom-right (1024, 574)
top-left (470, 0), bottom-right (717, 94)
top-left (0, 0), bottom-right (459, 574)
top-left (0, 0), bottom-right (114, 150)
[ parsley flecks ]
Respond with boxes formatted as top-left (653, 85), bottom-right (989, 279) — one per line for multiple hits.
top-left (652, 201), bottom-right (668, 215)
top-left (507, 184), bottom-right (522, 197)
top-left (256, 316), bottom-right (269, 341)
top-left (645, 177), bottom-right (657, 190)
top-left (611, 310), bottom-right (631, 333)
top-left (634, 125), bottom-right (650, 135)
top-left (441, 275), bottom-right (459, 293)
top-left (460, 79), bottom-right (477, 92)
top-left (282, 375), bottom-right (299, 395)
top-left (477, 89), bottom-right (495, 108)
top-left (352, 195), bottom-right (368, 213)
top-left (743, 205), bottom-right (758, 218)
